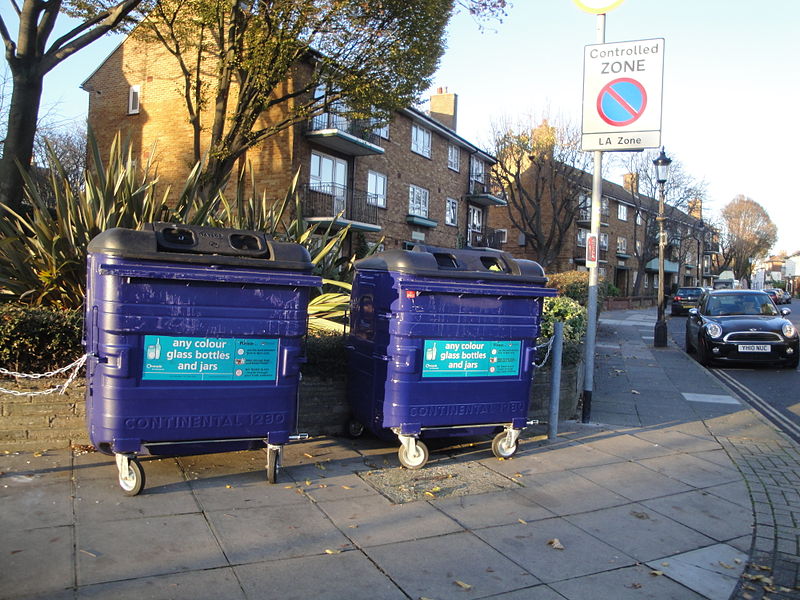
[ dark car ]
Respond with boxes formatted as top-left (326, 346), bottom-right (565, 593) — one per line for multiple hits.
top-left (671, 286), bottom-right (704, 315)
top-left (783, 290), bottom-right (793, 304)
top-left (765, 289), bottom-right (783, 305)
top-left (685, 289), bottom-right (798, 368)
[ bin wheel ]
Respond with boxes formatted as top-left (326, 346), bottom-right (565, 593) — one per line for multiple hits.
top-left (348, 420), bottom-right (365, 438)
top-left (118, 457), bottom-right (145, 496)
top-left (492, 431), bottom-right (518, 459)
top-left (398, 439), bottom-right (428, 470)
top-left (266, 446), bottom-right (280, 484)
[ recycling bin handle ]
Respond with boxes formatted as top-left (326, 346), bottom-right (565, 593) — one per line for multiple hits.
top-left (398, 281), bottom-right (556, 298)
top-left (524, 346), bottom-right (537, 373)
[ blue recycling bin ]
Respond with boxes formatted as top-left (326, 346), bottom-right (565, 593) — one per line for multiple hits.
top-left (84, 223), bottom-right (321, 494)
top-left (346, 245), bottom-right (555, 469)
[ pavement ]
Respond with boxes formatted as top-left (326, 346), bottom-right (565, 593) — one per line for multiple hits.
top-left (2, 306), bottom-right (800, 600)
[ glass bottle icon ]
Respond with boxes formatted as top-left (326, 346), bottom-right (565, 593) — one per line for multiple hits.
top-left (426, 342), bottom-right (437, 361)
top-left (147, 338), bottom-right (162, 360)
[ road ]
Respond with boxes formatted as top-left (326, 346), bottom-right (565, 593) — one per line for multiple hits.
top-left (667, 302), bottom-right (800, 443)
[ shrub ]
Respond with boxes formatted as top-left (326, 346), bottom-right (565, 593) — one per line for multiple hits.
top-left (537, 296), bottom-right (587, 368)
top-left (0, 304), bottom-right (83, 374)
top-left (303, 331), bottom-right (347, 380)
top-left (547, 270), bottom-right (614, 309)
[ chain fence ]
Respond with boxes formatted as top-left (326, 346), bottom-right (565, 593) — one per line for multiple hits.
top-left (0, 354), bottom-right (88, 396)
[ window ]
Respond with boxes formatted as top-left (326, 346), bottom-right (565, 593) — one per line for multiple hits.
top-left (447, 143), bottom-right (460, 171)
top-left (372, 120), bottom-right (389, 139)
top-left (636, 212), bottom-right (643, 225)
top-left (618, 203), bottom-right (628, 221)
top-left (128, 85), bottom-right (141, 115)
top-left (601, 197), bottom-right (610, 217)
top-left (367, 171), bottom-right (387, 207)
top-left (617, 236), bottom-right (627, 253)
top-left (599, 232), bottom-right (609, 250)
top-left (599, 267), bottom-right (607, 279)
top-left (636, 240), bottom-right (642, 254)
top-left (577, 228), bottom-right (589, 247)
top-left (470, 157), bottom-right (485, 183)
top-left (445, 197), bottom-right (458, 226)
top-left (411, 124), bottom-right (431, 157)
top-left (644, 274), bottom-right (649, 289)
top-left (408, 184), bottom-right (429, 218)
top-left (654, 274), bottom-right (659, 290)
top-left (496, 229), bottom-right (508, 244)
top-left (468, 205), bottom-right (483, 232)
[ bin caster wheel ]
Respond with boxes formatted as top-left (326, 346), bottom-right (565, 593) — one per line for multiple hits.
top-left (492, 431), bottom-right (519, 459)
top-left (116, 455), bottom-right (145, 496)
top-left (398, 439), bottom-right (428, 470)
top-left (348, 419), bottom-right (365, 438)
top-left (265, 445), bottom-right (281, 484)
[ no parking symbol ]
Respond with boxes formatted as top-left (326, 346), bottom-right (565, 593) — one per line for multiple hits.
top-left (582, 38), bottom-right (664, 151)
top-left (597, 78), bottom-right (647, 126)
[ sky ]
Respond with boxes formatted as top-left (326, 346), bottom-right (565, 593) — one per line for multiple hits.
top-left (3, 0), bottom-right (799, 253)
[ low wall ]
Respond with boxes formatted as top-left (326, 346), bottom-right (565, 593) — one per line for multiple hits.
top-left (603, 295), bottom-right (657, 311)
top-left (0, 362), bottom-right (584, 451)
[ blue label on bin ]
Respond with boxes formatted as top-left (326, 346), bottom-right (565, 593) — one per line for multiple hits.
top-left (421, 340), bottom-right (521, 378)
top-left (142, 336), bottom-right (278, 381)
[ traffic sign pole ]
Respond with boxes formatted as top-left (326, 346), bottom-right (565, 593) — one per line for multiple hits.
top-left (582, 12), bottom-right (605, 424)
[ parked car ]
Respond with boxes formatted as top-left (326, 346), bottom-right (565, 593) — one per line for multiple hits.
top-left (764, 289), bottom-right (782, 305)
top-left (685, 289), bottom-right (798, 368)
top-left (783, 290), bottom-right (792, 304)
top-left (671, 286), bottom-right (704, 315)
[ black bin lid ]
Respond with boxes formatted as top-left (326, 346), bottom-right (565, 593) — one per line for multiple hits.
top-left (87, 223), bottom-right (313, 271)
top-left (355, 245), bottom-right (547, 284)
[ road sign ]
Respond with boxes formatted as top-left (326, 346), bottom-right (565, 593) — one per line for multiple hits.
top-left (572, 0), bottom-right (625, 13)
top-left (582, 38), bottom-right (664, 152)
top-left (586, 234), bottom-right (598, 267)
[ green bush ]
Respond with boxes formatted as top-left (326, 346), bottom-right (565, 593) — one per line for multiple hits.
top-left (302, 332), bottom-right (347, 380)
top-left (537, 296), bottom-right (587, 368)
top-left (0, 304), bottom-right (83, 374)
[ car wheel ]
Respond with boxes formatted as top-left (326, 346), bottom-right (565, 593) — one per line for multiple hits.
top-left (696, 337), bottom-right (712, 367)
top-left (787, 355), bottom-right (799, 370)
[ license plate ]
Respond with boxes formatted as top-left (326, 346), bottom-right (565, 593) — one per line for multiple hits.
top-left (738, 344), bottom-right (770, 353)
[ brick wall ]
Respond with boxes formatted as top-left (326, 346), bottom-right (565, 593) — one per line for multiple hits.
top-left (0, 366), bottom-right (580, 451)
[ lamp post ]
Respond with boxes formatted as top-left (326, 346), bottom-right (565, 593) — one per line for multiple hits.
top-left (653, 148), bottom-right (671, 348)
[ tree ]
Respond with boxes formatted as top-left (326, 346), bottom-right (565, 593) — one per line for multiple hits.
top-left (29, 123), bottom-right (88, 205)
top-left (490, 116), bottom-right (592, 269)
top-left (0, 0), bottom-right (142, 215)
top-left (718, 195), bottom-right (777, 287)
top-left (135, 0), bottom-right (455, 197)
top-left (615, 150), bottom-right (706, 295)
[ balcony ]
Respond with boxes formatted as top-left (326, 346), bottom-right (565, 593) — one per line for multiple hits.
top-left (299, 183), bottom-right (381, 232)
top-left (305, 114), bottom-right (384, 156)
top-left (465, 176), bottom-right (506, 207)
top-left (704, 242), bottom-right (721, 255)
top-left (463, 226), bottom-right (504, 250)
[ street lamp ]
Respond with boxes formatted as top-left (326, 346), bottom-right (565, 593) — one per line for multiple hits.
top-left (653, 148), bottom-right (671, 348)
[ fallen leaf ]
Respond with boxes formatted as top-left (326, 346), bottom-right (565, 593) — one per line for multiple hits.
top-left (512, 473), bottom-right (523, 478)
top-left (631, 389), bottom-right (640, 395)
top-left (318, 484), bottom-right (328, 488)
top-left (303, 453), bottom-right (314, 459)
top-left (454, 580), bottom-right (473, 590)
top-left (305, 480), bottom-right (312, 486)
top-left (315, 463), bottom-right (327, 471)
top-left (719, 561), bottom-right (734, 569)
top-left (341, 485), bottom-right (353, 490)
top-left (518, 519), bottom-right (528, 525)
top-left (650, 570), bottom-right (663, 577)
top-left (661, 562), bottom-right (670, 567)
top-left (547, 538), bottom-right (565, 550)
top-left (424, 491), bottom-right (436, 498)
top-left (431, 486), bottom-right (441, 493)
top-left (79, 549), bottom-right (97, 558)
top-left (734, 558), bottom-right (743, 564)
top-left (324, 549), bottom-right (341, 555)
top-left (225, 485), bottom-right (232, 489)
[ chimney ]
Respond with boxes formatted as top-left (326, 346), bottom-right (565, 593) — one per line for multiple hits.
top-left (687, 197), bottom-right (703, 220)
top-left (623, 173), bottom-right (639, 197)
top-left (430, 87), bottom-right (458, 131)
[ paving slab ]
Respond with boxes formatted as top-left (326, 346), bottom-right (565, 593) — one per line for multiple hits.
top-left (76, 567), bottom-right (246, 600)
top-left (566, 503), bottom-right (717, 563)
top-left (316, 492), bottom-right (462, 547)
top-left (581, 433), bottom-right (680, 461)
top-left (637, 452), bottom-right (741, 488)
top-left (433, 489), bottom-right (555, 529)
top-left (75, 513), bottom-right (226, 585)
top-left (475, 517), bottom-right (636, 584)
top-left (1, 525), bottom-right (74, 599)
top-left (511, 469), bottom-right (629, 516)
top-left (642, 489), bottom-right (754, 542)
top-left (646, 543), bottom-right (748, 600)
top-left (573, 460), bottom-right (693, 502)
top-left (550, 564), bottom-right (706, 599)
top-left (365, 531), bottom-right (540, 599)
top-left (234, 551), bottom-right (407, 600)
top-left (0, 478), bottom-right (74, 531)
top-left (205, 503), bottom-right (351, 565)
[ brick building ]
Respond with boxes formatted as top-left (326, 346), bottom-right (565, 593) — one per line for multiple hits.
top-left (488, 166), bottom-right (718, 296)
top-left (81, 34), bottom-right (505, 254)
